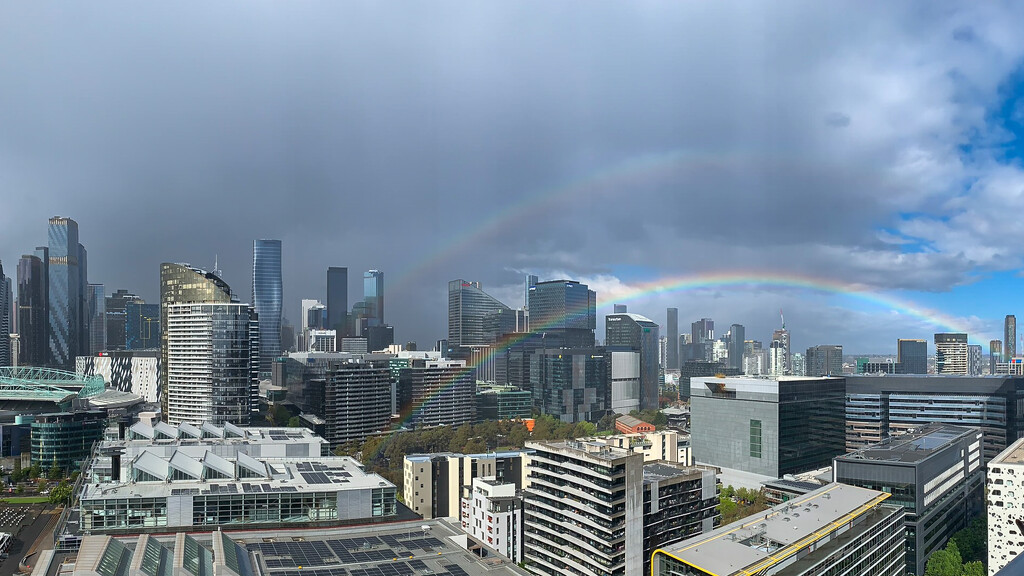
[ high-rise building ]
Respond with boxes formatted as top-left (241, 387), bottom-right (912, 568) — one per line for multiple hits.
top-left (404, 450), bottom-right (529, 520)
top-left (160, 263), bottom-right (235, 419)
top-left (166, 303), bottom-right (255, 426)
top-left (834, 424), bottom-right (984, 576)
top-left (1006, 315), bottom-right (1017, 361)
top-left (769, 328), bottom-right (790, 375)
top-left (790, 351), bottom-right (806, 376)
top-left (86, 284), bottom-right (105, 355)
top-left (989, 437), bottom-right (1024, 574)
top-left (252, 239), bottom-right (283, 376)
top-left (363, 270), bottom-right (384, 326)
top-left (935, 333), bottom-right (968, 375)
top-left (806, 344), bottom-right (843, 376)
top-left (125, 302), bottom-right (161, 350)
top-left (897, 338), bottom-right (928, 374)
top-left (76, 242), bottom-right (89, 361)
top-left (104, 289), bottom-right (144, 350)
top-left (463, 476), bottom-right (523, 563)
top-left (666, 308), bottom-right (679, 370)
top-left (968, 343), bottom-right (983, 376)
top-left (727, 323), bottom-right (744, 371)
top-left (326, 267), bottom-right (348, 335)
top-left (16, 253), bottom-right (47, 366)
top-left (991, 339), bottom-right (1003, 374)
top-left (47, 216), bottom-right (84, 369)
top-left (606, 313), bottom-right (660, 411)
top-left (531, 348), bottom-right (608, 422)
top-left (0, 261), bottom-right (9, 366)
top-left (613, 304), bottom-right (627, 313)
top-left (397, 359), bottom-right (475, 427)
top-left (447, 280), bottom-right (511, 347)
top-left (527, 279), bottom-right (596, 348)
top-left (691, 317), bottom-right (713, 344)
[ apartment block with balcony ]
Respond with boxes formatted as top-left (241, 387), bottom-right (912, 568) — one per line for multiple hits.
top-left (462, 476), bottom-right (523, 563)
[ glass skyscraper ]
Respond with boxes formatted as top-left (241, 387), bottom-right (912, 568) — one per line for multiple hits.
top-left (47, 216), bottom-right (84, 370)
top-left (252, 239), bottom-right (283, 376)
top-left (17, 252), bottom-right (47, 366)
top-left (87, 284), bottom-right (106, 355)
top-left (363, 270), bottom-right (384, 326)
top-left (527, 279), bottom-right (596, 348)
top-left (0, 261), bottom-right (8, 366)
top-left (125, 302), bottom-right (160, 350)
top-left (605, 313), bottom-right (660, 411)
top-left (326, 267), bottom-right (348, 335)
top-left (447, 279), bottom-right (511, 347)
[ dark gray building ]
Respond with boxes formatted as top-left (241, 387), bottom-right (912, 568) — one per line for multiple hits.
top-left (691, 317), bottom-right (713, 344)
top-left (447, 279), bottom-right (510, 347)
top-left (897, 338), bottom-right (928, 374)
top-left (690, 376), bottom-right (846, 485)
top-left (666, 308), bottom-right (679, 371)
top-left (834, 424), bottom-right (984, 576)
top-left (47, 216), bottom-right (85, 369)
top-left (846, 375), bottom-right (1024, 460)
top-left (527, 280), bottom-right (596, 348)
top-left (326, 267), bottom-right (348, 335)
top-left (678, 360), bottom-right (740, 400)
top-left (727, 323), bottom-right (744, 371)
top-left (991, 339), bottom-right (1003, 374)
top-left (252, 239), bottom-right (283, 376)
top-left (104, 289), bottom-right (144, 350)
top-left (605, 313), bottom-right (660, 411)
top-left (806, 344), bottom-right (843, 376)
top-left (397, 359), bottom-right (475, 428)
top-left (530, 348), bottom-right (608, 423)
top-left (17, 252), bottom-right (47, 367)
top-left (1006, 315), bottom-right (1017, 361)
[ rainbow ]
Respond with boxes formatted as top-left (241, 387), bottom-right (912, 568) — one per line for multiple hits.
top-left (376, 271), bottom-right (989, 459)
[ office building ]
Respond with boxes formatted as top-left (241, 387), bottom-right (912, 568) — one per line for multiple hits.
top-left (17, 253), bottom-right (47, 366)
top-left (448, 278), bottom-right (512, 344)
top-left (846, 375), bottom-right (1024, 460)
top-left (666, 308), bottom-right (679, 370)
top-left (8, 334), bottom-right (18, 368)
top-left (833, 424), bottom-right (984, 576)
top-left (606, 313), bottom-right (660, 411)
top-left (47, 216), bottom-right (85, 369)
top-left (463, 477), bottom-right (523, 563)
top-left (125, 301), bottom-right (160, 349)
top-left (104, 289), bottom-right (144, 350)
top-left (968, 343), bottom-right (983, 375)
top-left (530, 348), bottom-right (608, 423)
top-left (307, 329), bottom-right (337, 352)
top-left (363, 269), bottom-right (384, 326)
top-left (77, 350), bottom-right (160, 402)
top-left (481, 308), bottom-right (525, 344)
top-left (527, 280), bottom-right (596, 347)
top-left (790, 352), bottom-right (805, 376)
top-left (397, 359), bottom-right (475, 427)
top-left (166, 303), bottom-right (256, 426)
top-left (690, 376), bottom-right (845, 487)
top-left (861, 360), bottom-right (900, 374)
top-left (326, 267), bottom-right (348, 335)
top-left (691, 318), bottom-right (713, 344)
top-left (79, 426), bottom-right (397, 533)
top-left (86, 283), bottom-right (105, 355)
top-left (0, 261), bottom-right (8, 366)
top-left (679, 360), bottom-right (741, 400)
top-left (523, 440), bottom-right (718, 576)
top-left (609, 350), bottom-right (641, 413)
top-left (992, 339), bottom-right (1004, 374)
top-left (897, 338), bottom-right (928, 374)
top-left (1007, 315), bottom-right (1017, 362)
top-left (935, 333), bottom-right (968, 374)
top-left (159, 262), bottom-right (234, 419)
top-left (805, 344), bottom-right (842, 376)
top-left (30, 409), bottom-right (107, 472)
top-left (252, 239), bottom-right (283, 376)
top-left (742, 340), bottom-right (768, 376)
top-left (769, 328), bottom-right (790, 375)
top-left (727, 323), bottom-right (744, 371)
top-left (652, 483), bottom-right (906, 576)
top-left (476, 385), bottom-right (532, 420)
top-left (366, 324), bottom-right (394, 351)
top-left (989, 437), bottom-right (1024, 574)
top-left (404, 450), bottom-right (529, 520)
top-left (300, 298), bottom-right (327, 346)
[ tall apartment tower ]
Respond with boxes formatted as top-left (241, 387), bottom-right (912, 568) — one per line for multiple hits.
top-left (326, 267), bottom-right (348, 336)
top-left (363, 270), bottom-right (384, 326)
top-left (447, 280), bottom-right (511, 347)
top-left (166, 303), bottom-right (255, 426)
top-left (935, 333), bottom-right (968, 375)
top-left (806, 344), bottom-right (843, 376)
top-left (897, 338), bottom-right (928, 374)
top-left (86, 284), bottom-right (106, 355)
top-left (769, 328), bottom-right (790, 375)
top-left (47, 216), bottom-right (85, 369)
top-left (991, 340), bottom-right (1003, 374)
top-left (527, 279), bottom-right (596, 347)
top-left (0, 261), bottom-right (9, 366)
top-left (666, 308), bottom-right (679, 370)
top-left (159, 263), bottom-right (234, 419)
top-left (1006, 315), bottom-right (1017, 361)
top-left (252, 239), bottom-right (283, 375)
top-left (606, 313), bottom-right (660, 411)
top-left (727, 323), bottom-right (745, 371)
top-left (17, 253), bottom-right (47, 366)
top-left (691, 318), bottom-right (713, 343)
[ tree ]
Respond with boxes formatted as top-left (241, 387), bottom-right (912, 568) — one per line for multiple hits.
top-left (925, 540), bottom-right (963, 576)
top-left (37, 478), bottom-right (47, 493)
top-left (287, 416), bottom-right (301, 427)
top-left (963, 562), bottom-right (985, 576)
top-left (49, 480), bottom-right (73, 505)
top-left (12, 459), bottom-right (22, 483)
top-left (596, 413), bottom-right (617, 432)
top-left (28, 463), bottom-right (41, 480)
top-left (951, 516), bottom-right (986, 564)
top-left (48, 460), bottom-right (63, 481)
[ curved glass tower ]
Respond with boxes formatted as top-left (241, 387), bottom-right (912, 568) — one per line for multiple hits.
top-left (252, 240), bottom-right (282, 376)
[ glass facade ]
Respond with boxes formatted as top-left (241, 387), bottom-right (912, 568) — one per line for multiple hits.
top-left (528, 280), bottom-right (596, 342)
top-left (605, 313), bottom-right (660, 411)
top-left (326, 267), bottom-right (348, 335)
top-left (530, 348), bottom-right (608, 423)
top-left (17, 253), bottom-right (47, 366)
top-left (777, 379), bottom-right (846, 475)
top-left (88, 284), bottom-right (106, 355)
top-left (48, 216), bottom-right (82, 370)
top-left (31, 410), bottom-right (106, 472)
top-left (447, 279), bottom-right (511, 347)
top-left (252, 240), bottom-right (283, 376)
top-left (362, 270), bottom-right (384, 326)
top-left (126, 302), bottom-right (161, 349)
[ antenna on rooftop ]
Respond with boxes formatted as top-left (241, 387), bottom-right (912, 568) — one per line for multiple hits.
top-left (213, 254), bottom-right (222, 277)
top-left (780, 308), bottom-right (785, 330)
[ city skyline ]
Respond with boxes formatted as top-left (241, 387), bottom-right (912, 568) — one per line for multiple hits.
top-left (5, 3), bottom-right (1024, 353)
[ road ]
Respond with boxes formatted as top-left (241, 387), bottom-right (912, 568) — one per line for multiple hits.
top-left (0, 505), bottom-right (59, 576)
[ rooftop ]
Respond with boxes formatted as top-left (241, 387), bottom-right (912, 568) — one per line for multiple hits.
top-left (836, 424), bottom-right (974, 464)
top-left (643, 462), bottom-right (708, 484)
top-left (992, 437), bottom-right (1024, 466)
top-left (659, 483), bottom-right (891, 576)
top-left (615, 414), bottom-right (651, 429)
top-left (125, 421), bottom-right (320, 444)
top-left (527, 439), bottom-right (636, 462)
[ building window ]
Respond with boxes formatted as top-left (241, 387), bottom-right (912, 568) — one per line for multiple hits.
top-left (750, 419), bottom-right (762, 458)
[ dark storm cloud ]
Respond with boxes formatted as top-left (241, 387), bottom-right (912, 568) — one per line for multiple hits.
top-left (3, 1), bottom-right (1024, 350)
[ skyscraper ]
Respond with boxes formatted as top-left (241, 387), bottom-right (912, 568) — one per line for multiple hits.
top-left (47, 216), bottom-right (83, 369)
top-left (447, 280), bottom-right (511, 347)
top-left (727, 323), bottom-right (744, 371)
top-left (968, 344), bottom-right (983, 376)
top-left (17, 253), bottom-right (47, 366)
top-left (87, 284), bottom-right (106, 355)
top-left (525, 274), bottom-right (538, 330)
top-left (1005, 315), bottom-right (1016, 361)
top-left (160, 262), bottom-right (234, 419)
top-left (527, 279), bottom-right (596, 348)
top-left (326, 267), bottom-right (348, 335)
top-left (806, 344), bottom-right (843, 376)
top-left (691, 318), bottom-right (714, 344)
top-left (252, 239), bottom-right (283, 376)
top-left (935, 333), bottom-right (968, 375)
top-left (125, 302), bottom-right (160, 350)
top-left (363, 270), bottom-right (384, 326)
top-left (666, 308), bottom-right (679, 370)
top-left (990, 340), bottom-right (1003, 374)
top-left (0, 261), bottom-right (9, 366)
top-left (606, 313), bottom-right (660, 411)
top-left (897, 339), bottom-right (928, 374)
top-left (770, 328), bottom-right (790, 375)
top-left (104, 289), bottom-right (144, 350)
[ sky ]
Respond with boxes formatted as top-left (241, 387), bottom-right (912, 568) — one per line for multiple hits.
top-left (3, 2), bottom-right (1024, 354)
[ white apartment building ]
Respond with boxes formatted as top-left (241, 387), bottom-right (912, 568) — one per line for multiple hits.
top-left (989, 437), bottom-right (1024, 573)
top-left (462, 476), bottom-right (522, 563)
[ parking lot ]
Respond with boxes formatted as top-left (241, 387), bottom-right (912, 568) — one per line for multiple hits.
top-left (0, 505), bottom-right (60, 576)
